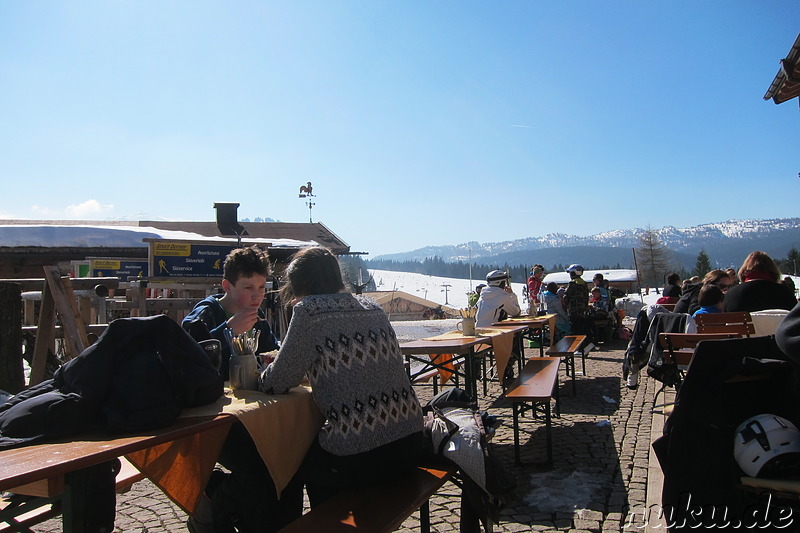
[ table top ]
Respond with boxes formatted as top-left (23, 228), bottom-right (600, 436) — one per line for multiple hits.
top-left (494, 313), bottom-right (556, 327)
top-left (400, 334), bottom-right (491, 354)
top-left (0, 414), bottom-right (232, 493)
top-left (0, 386), bottom-right (323, 514)
top-left (485, 323), bottom-right (528, 334)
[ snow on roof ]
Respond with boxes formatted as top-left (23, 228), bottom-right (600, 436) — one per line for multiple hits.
top-left (364, 290), bottom-right (458, 313)
top-left (542, 269), bottom-right (638, 285)
top-left (0, 224), bottom-right (315, 248)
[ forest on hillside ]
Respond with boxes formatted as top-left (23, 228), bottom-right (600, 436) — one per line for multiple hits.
top-left (338, 232), bottom-right (800, 290)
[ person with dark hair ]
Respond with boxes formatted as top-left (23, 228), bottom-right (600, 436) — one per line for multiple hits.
top-left (662, 273), bottom-right (682, 300)
top-left (693, 284), bottom-right (725, 316)
top-left (543, 281), bottom-right (570, 341)
top-left (468, 283), bottom-right (486, 307)
top-left (592, 273), bottom-right (609, 299)
top-left (526, 264), bottom-right (545, 313)
top-left (726, 267), bottom-right (739, 287)
top-left (673, 269), bottom-right (731, 316)
top-left (181, 246), bottom-right (290, 533)
top-left (724, 251), bottom-right (797, 313)
top-left (182, 245), bottom-right (280, 378)
top-left (783, 276), bottom-right (797, 299)
top-left (259, 247), bottom-right (423, 508)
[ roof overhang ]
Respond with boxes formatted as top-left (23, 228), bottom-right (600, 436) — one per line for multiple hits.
top-left (764, 33), bottom-right (800, 105)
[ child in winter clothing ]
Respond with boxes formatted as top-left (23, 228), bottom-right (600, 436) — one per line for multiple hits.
top-left (182, 246), bottom-right (291, 533)
top-left (590, 287), bottom-right (609, 313)
top-left (182, 246), bottom-right (280, 378)
top-left (543, 282), bottom-right (570, 342)
top-left (693, 283), bottom-right (725, 317)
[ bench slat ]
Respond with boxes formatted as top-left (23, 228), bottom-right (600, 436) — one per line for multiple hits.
top-left (278, 463), bottom-right (455, 533)
top-left (505, 358), bottom-right (560, 401)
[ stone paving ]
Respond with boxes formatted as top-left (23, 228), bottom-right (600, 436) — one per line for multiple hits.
top-left (30, 334), bottom-right (664, 533)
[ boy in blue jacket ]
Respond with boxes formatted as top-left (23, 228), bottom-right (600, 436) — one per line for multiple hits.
top-left (182, 246), bottom-right (296, 533)
top-left (182, 246), bottom-right (280, 379)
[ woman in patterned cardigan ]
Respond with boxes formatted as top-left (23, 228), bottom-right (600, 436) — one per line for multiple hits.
top-left (259, 247), bottom-right (424, 507)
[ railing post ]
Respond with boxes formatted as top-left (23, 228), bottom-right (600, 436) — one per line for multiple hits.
top-left (0, 281), bottom-right (24, 393)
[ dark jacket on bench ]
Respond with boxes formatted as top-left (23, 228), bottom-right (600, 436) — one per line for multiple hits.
top-left (0, 315), bottom-right (224, 449)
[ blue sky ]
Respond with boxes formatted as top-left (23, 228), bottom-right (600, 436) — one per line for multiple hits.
top-left (1, 2), bottom-right (798, 257)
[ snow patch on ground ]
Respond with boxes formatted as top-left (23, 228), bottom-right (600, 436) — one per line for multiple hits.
top-left (390, 318), bottom-right (461, 342)
top-left (524, 469), bottom-right (608, 513)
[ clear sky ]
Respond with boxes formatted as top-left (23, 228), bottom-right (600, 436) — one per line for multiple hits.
top-left (1, 2), bottom-right (798, 257)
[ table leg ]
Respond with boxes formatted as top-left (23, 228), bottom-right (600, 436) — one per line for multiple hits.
top-left (464, 348), bottom-right (477, 401)
top-left (62, 459), bottom-right (119, 533)
top-left (512, 403), bottom-right (521, 465)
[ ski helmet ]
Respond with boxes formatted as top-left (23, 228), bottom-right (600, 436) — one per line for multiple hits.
top-left (733, 414), bottom-right (800, 477)
top-left (566, 264), bottom-right (584, 276)
top-left (486, 270), bottom-right (510, 287)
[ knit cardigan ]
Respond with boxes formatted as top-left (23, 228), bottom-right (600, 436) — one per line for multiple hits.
top-left (259, 292), bottom-right (423, 456)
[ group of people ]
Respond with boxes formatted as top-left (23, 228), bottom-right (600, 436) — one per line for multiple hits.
top-left (182, 246), bottom-right (423, 533)
top-left (183, 247), bottom-right (799, 531)
top-left (473, 264), bottom-right (615, 345)
top-left (658, 250), bottom-right (798, 318)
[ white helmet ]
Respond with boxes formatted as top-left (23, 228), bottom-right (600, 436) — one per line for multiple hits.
top-left (486, 270), bottom-right (510, 287)
top-left (733, 414), bottom-right (800, 477)
top-left (566, 264), bottom-right (584, 276)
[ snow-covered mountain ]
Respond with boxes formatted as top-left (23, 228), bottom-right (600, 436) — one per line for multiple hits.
top-left (374, 218), bottom-right (800, 269)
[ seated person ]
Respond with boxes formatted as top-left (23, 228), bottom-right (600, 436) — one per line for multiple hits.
top-left (475, 270), bottom-right (521, 327)
top-left (182, 246), bottom-right (280, 379)
top-left (693, 284), bottom-right (725, 317)
top-left (674, 270), bottom-right (731, 315)
top-left (592, 273), bottom-right (609, 300)
top-left (659, 273), bottom-right (682, 304)
top-left (543, 282), bottom-right (570, 342)
top-left (589, 287), bottom-right (609, 314)
top-left (468, 283), bottom-right (486, 308)
top-left (259, 247), bottom-right (423, 508)
top-left (724, 250), bottom-right (797, 313)
top-left (182, 246), bottom-right (291, 533)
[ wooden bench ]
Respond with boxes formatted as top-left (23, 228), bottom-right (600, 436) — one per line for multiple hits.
top-left (277, 462), bottom-right (457, 533)
top-left (0, 458), bottom-right (145, 533)
top-left (545, 334), bottom-right (587, 395)
top-left (503, 357), bottom-right (561, 466)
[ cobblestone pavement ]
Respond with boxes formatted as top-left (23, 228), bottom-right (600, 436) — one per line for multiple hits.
top-left (31, 335), bottom-right (662, 532)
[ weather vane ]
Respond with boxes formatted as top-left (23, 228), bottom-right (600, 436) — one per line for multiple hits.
top-left (298, 181), bottom-right (316, 223)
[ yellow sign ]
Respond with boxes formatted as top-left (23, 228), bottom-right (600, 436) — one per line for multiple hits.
top-left (153, 242), bottom-right (191, 257)
top-left (92, 260), bottom-right (121, 270)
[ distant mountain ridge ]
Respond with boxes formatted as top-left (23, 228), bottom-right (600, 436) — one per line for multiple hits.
top-left (375, 218), bottom-right (800, 270)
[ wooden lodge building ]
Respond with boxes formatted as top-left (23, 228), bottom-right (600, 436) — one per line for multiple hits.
top-left (0, 219), bottom-right (353, 279)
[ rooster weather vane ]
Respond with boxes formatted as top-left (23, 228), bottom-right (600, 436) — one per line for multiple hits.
top-left (298, 181), bottom-right (316, 223)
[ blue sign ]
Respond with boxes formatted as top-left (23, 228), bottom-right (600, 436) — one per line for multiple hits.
top-left (90, 259), bottom-right (150, 279)
top-left (150, 241), bottom-right (234, 278)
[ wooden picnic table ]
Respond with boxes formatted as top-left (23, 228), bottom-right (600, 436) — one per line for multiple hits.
top-left (0, 386), bottom-right (323, 531)
top-left (400, 325), bottom-right (525, 399)
top-left (400, 335), bottom-right (491, 401)
top-left (494, 314), bottom-right (557, 356)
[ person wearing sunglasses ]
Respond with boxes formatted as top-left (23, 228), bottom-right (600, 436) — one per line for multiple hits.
top-left (673, 269), bottom-right (732, 316)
